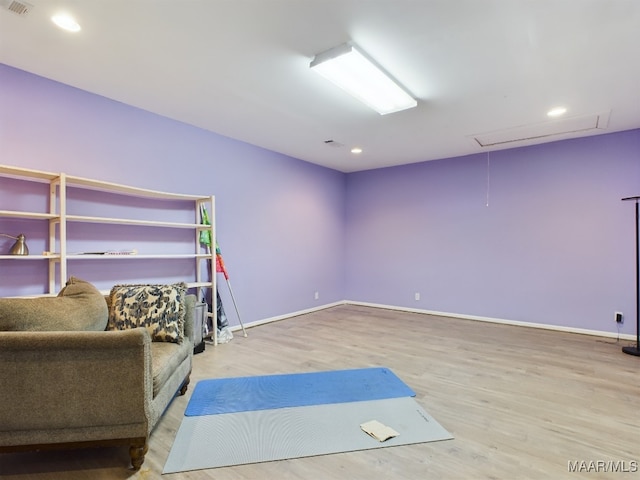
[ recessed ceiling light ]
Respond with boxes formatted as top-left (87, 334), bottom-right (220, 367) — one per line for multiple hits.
top-left (351, 147), bottom-right (363, 154)
top-left (52, 13), bottom-right (81, 32)
top-left (547, 107), bottom-right (567, 117)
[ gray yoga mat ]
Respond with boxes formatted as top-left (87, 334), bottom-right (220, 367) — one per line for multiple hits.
top-left (163, 396), bottom-right (453, 474)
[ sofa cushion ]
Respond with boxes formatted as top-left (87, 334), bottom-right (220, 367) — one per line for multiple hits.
top-left (150, 341), bottom-right (190, 396)
top-left (107, 283), bottom-right (187, 343)
top-left (0, 277), bottom-right (108, 332)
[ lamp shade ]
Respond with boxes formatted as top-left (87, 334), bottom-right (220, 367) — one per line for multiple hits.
top-left (1, 233), bottom-right (29, 255)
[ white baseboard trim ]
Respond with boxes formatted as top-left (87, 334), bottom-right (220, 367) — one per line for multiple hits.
top-left (228, 301), bottom-right (346, 332)
top-left (345, 300), bottom-right (636, 341)
top-left (227, 299), bottom-right (635, 342)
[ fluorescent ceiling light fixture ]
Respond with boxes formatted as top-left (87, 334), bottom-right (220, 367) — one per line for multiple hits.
top-left (52, 13), bottom-right (81, 32)
top-left (547, 106), bottom-right (567, 117)
top-left (310, 43), bottom-right (417, 115)
top-left (351, 147), bottom-right (363, 154)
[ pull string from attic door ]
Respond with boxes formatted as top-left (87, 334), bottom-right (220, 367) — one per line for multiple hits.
top-left (486, 151), bottom-right (491, 207)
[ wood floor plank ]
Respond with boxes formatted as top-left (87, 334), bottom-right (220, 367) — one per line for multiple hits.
top-left (1, 304), bottom-right (638, 479)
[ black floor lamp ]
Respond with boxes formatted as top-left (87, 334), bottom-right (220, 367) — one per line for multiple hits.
top-left (622, 195), bottom-right (640, 357)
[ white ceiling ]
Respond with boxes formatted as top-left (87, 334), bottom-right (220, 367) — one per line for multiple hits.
top-left (1, 0), bottom-right (639, 172)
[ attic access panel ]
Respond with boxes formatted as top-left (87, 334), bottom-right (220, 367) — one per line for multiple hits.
top-left (471, 112), bottom-right (610, 148)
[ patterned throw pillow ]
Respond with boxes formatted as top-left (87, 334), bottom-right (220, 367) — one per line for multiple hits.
top-left (107, 282), bottom-right (187, 343)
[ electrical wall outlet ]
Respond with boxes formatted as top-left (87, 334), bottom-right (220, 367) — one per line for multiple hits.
top-left (615, 312), bottom-right (623, 324)
top-left (414, 292), bottom-right (420, 301)
top-left (314, 291), bottom-right (319, 300)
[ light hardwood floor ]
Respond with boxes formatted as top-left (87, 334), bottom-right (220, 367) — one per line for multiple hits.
top-left (1, 305), bottom-right (638, 479)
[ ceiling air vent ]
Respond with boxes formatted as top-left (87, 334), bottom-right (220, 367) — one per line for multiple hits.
top-left (1, 0), bottom-right (33, 16)
top-left (471, 111), bottom-right (610, 148)
top-left (324, 139), bottom-right (344, 148)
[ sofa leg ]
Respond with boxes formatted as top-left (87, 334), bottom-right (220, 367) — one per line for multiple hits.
top-left (130, 439), bottom-right (148, 470)
top-left (179, 374), bottom-right (191, 396)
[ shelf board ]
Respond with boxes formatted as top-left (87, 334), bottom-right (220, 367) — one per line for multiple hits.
top-left (2, 293), bottom-right (58, 299)
top-left (96, 282), bottom-right (212, 295)
top-left (65, 253), bottom-right (207, 260)
top-left (0, 210), bottom-right (59, 220)
top-left (0, 166), bottom-right (210, 201)
top-left (65, 214), bottom-right (202, 228)
top-left (0, 254), bottom-right (60, 260)
top-left (65, 175), bottom-right (207, 201)
top-left (1, 253), bottom-right (212, 260)
top-left (0, 165), bottom-right (60, 182)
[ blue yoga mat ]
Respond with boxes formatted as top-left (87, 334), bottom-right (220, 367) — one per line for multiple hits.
top-left (185, 367), bottom-right (415, 416)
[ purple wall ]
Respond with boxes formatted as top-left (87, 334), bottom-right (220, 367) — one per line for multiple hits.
top-left (2, 63), bottom-right (639, 336)
top-left (345, 130), bottom-right (640, 335)
top-left (0, 64), bottom-right (346, 325)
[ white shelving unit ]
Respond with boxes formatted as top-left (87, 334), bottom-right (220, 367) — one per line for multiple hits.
top-left (0, 164), bottom-right (217, 344)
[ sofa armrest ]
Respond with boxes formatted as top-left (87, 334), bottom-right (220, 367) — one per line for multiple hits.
top-left (183, 294), bottom-right (196, 344)
top-left (0, 328), bottom-right (152, 436)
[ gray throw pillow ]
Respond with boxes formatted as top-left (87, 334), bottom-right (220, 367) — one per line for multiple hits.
top-left (0, 276), bottom-right (108, 331)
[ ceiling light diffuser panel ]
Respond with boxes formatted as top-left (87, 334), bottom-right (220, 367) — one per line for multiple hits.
top-left (310, 43), bottom-right (417, 115)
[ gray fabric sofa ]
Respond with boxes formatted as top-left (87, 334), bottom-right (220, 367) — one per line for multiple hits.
top-left (0, 278), bottom-right (195, 470)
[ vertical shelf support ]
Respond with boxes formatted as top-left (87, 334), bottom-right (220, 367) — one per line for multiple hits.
top-left (196, 196), bottom-right (217, 345)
